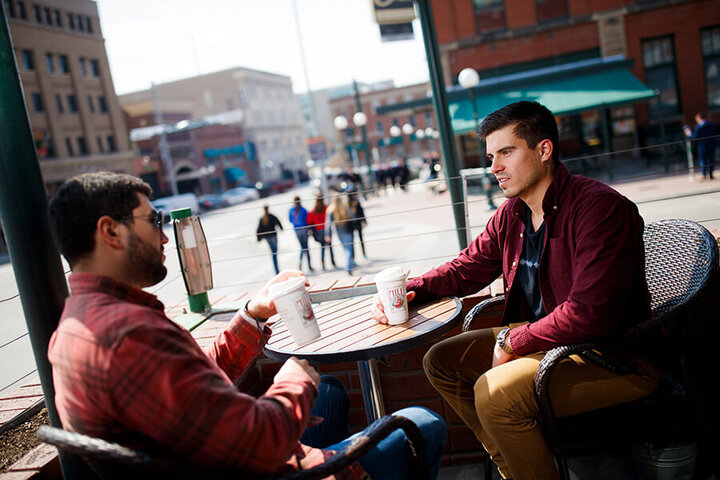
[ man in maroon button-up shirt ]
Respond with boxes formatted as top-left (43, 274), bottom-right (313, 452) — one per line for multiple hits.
top-left (373, 102), bottom-right (660, 480)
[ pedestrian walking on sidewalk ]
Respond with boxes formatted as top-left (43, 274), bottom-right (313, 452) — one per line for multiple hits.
top-left (256, 205), bottom-right (283, 274)
top-left (306, 193), bottom-right (336, 271)
top-left (347, 190), bottom-right (367, 260)
top-left (326, 196), bottom-right (355, 275)
top-left (289, 196), bottom-right (313, 272)
top-left (685, 112), bottom-right (719, 181)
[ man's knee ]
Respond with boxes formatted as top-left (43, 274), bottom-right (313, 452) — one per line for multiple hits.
top-left (473, 366), bottom-right (537, 427)
top-left (393, 407), bottom-right (447, 446)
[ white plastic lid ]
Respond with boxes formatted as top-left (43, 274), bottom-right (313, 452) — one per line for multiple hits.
top-left (267, 276), bottom-right (307, 299)
top-left (375, 265), bottom-right (405, 282)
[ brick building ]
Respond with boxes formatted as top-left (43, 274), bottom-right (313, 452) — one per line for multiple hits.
top-left (375, 0), bottom-right (719, 172)
top-left (3, 0), bottom-right (135, 193)
top-left (329, 82), bottom-right (442, 168)
top-left (432, 0), bottom-right (720, 164)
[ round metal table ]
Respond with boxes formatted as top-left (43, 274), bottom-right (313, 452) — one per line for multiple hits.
top-left (264, 293), bottom-right (462, 424)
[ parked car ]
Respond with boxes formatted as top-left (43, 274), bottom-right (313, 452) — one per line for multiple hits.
top-left (221, 187), bottom-right (260, 205)
top-left (151, 193), bottom-right (200, 223)
top-left (254, 179), bottom-right (296, 198)
top-left (198, 193), bottom-right (227, 211)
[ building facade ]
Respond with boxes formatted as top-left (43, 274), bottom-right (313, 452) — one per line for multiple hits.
top-left (4, 0), bottom-right (133, 193)
top-left (329, 81), bottom-right (441, 168)
top-left (430, 0), bottom-right (720, 168)
top-left (119, 67), bottom-right (308, 191)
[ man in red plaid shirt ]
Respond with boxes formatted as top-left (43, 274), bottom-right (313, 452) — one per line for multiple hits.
top-left (47, 172), bottom-right (445, 479)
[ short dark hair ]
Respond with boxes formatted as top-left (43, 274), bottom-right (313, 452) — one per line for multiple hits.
top-left (478, 101), bottom-right (560, 164)
top-left (48, 172), bottom-right (152, 266)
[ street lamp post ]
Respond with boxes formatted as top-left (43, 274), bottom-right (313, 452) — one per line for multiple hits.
top-left (401, 122), bottom-right (414, 158)
top-left (334, 114), bottom-right (366, 193)
top-left (458, 67), bottom-right (496, 210)
top-left (352, 80), bottom-right (375, 194)
top-left (389, 125), bottom-right (403, 157)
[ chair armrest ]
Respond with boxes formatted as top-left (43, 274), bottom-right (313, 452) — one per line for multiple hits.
top-left (284, 414), bottom-right (428, 480)
top-left (533, 343), bottom-right (599, 427)
top-left (39, 414), bottom-right (428, 480)
top-left (463, 295), bottom-right (505, 332)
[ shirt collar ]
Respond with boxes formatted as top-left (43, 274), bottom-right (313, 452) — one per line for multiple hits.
top-left (68, 272), bottom-right (165, 311)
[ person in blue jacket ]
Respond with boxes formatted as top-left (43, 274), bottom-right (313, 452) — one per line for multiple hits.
top-left (289, 196), bottom-right (313, 271)
top-left (685, 112), bottom-right (719, 181)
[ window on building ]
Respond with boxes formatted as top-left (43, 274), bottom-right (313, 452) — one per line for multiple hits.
top-left (45, 53), bottom-right (54, 73)
top-left (4, 0), bottom-right (16, 18)
top-left (67, 94), bottom-right (78, 112)
top-left (65, 138), bottom-right (74, 156)
top-left (16, 1), bottom-right (26, 19)
top-left (85, 16), bottom-right (92, 33)
top-left (376, 121), bottom-right (384, 134)
top-left (424, 112), bottom-right (434, 128)
top-left (21, 49), bottom-right (34, 70)
top-left (97, 95), bottom-right (107, 113)
top-left (30, 92), bottom-right (44, 112)
top-left (90, 59), bottom-right (99, 76)
top-left (642, 36), bottom-right (681, 116)
top-left (77, 137), bottom-right (87, 155)
top-left (53, 9), bottom-right (61, 27)
top-left (76, 14), bottom-right (83, 31)
top-left (96, 136), bottom-right (104, 153)
top-left (87, 95), bottom-right (94, 113)
top-left (536, 0), bottom-right (568, 22)
top-left (32, 4), bottom-right (41, 23)
top-left (702, 26), bottom-right (720, 109)
top-left (473, 0), bottom-right (506, 34)
top-left (106, 135), bottom-right (116, 152)
top-left (78, 57), bottom-right (86, 75)
top-left (58, 55), bottom-right (69, 73)
top-left (43, 6), bottom-right (51, 25)
top-left (407, 115), bottom-right (415, 127)
top-left (55, 94), bottom-right (63, 113)
top-left (67, 12), bottom-right (75, 30)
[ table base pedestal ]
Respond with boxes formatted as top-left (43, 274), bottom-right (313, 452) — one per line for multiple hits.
top-left (357, 358), bottom-right (386, 423)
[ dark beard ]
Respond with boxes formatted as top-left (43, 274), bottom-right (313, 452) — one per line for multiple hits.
top-left (127, 231), bottom-right (167, 287)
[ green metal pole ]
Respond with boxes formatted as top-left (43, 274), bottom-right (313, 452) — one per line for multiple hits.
top-left (415, 0), bottom-right (467, 250)
top-left (353, 79), bottom-right (374, 195)
top-left (0, 5), bottom-right (96, 479)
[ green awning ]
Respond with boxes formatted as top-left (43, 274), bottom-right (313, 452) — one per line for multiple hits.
top-left (450, 68), bottom-right (657, 135)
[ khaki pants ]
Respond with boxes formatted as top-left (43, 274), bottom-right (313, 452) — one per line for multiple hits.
top-left (423, 325), bottom-right (660, 480)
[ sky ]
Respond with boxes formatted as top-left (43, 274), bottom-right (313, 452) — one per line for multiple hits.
top-left (95, 0), bottom-right (431, 95)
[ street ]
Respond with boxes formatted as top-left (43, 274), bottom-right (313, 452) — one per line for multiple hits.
top-left (1, 175), bottom-right (720, 393)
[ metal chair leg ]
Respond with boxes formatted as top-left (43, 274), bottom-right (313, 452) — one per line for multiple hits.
top-left (556, 453), bottom-right (570, 480)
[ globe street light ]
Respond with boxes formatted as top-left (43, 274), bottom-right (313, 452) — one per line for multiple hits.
top-left (389, 125), bottom-right (401, 137)
top-left (458, 67), bottom-right (496, 210)
top-left (334, 113), bottom-right (369, 193)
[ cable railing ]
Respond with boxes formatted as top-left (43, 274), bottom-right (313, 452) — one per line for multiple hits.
top-left (2, 141), bottom-right (720, 401)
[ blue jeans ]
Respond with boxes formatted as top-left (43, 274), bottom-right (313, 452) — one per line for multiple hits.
top-left (328, 407), bottom-right (446, 480)
top-left (263, 236), bottom-right (279, 274)
top-left (295, 228), bottom-right (312, 269)
top-left (336, 228), bottom-right (355, 273)
top-left (300, 376), bottom-right (350, 448)
top-left (303, 377), bottom-right (446, 480)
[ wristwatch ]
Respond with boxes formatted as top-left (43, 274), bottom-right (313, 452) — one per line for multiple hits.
top-left (496, 327), bottom-right (514, 355)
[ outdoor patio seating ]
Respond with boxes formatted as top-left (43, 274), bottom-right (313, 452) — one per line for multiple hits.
top-left (464, 218), bottom-right (720, 479)
top-left (38, 414), bottom-right (428, 480)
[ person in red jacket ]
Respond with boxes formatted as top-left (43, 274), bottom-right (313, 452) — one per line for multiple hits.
top-left (372, 102), bottom-right (660, 480)
top-left (306, 193), bottom-right (336, 270)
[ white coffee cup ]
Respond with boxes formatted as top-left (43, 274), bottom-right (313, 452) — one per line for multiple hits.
top-left (268, 277), bottom-right (321, 346)
top-left (375, 266), bottom-right (409, 325)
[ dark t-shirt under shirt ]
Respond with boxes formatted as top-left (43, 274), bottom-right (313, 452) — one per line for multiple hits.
top-left (517, 208), bottom-right (547, 322)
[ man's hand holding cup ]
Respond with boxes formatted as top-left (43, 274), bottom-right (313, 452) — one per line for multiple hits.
top-left (372, 290), bottom-right (416, 325)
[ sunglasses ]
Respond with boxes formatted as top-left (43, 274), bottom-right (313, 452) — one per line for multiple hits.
top-left (133, 210), bottom-right (163, 230)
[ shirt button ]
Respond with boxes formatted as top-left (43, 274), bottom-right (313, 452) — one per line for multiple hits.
top-left (512, 261), bottom-right (517, 266)
top-left (553, 205), bottom-right (558, 210)
top-left (520, 232), bottom-right (523, 238)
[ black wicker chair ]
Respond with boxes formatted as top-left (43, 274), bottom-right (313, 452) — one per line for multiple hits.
top-left (463, 219), bottom-right (720, 479)
top-left (38, 414), bottom-right (428, 480)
